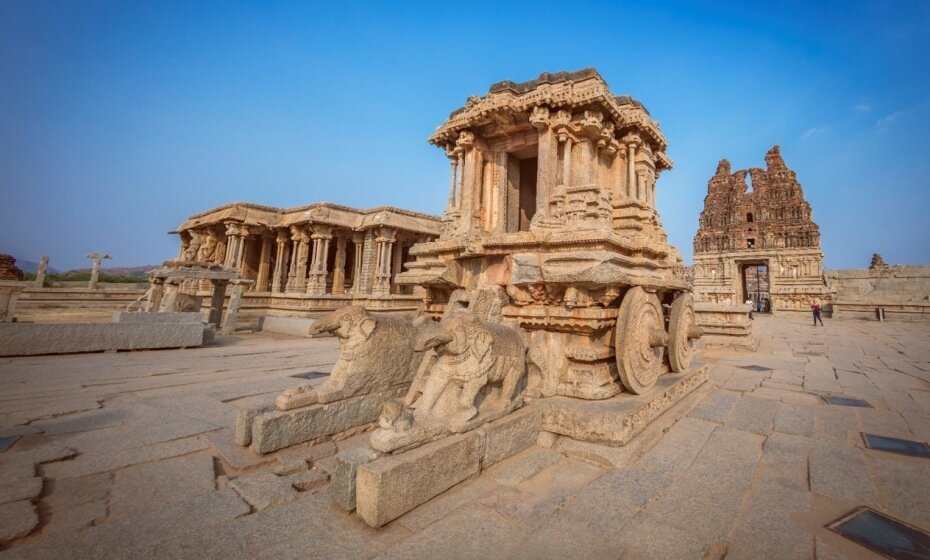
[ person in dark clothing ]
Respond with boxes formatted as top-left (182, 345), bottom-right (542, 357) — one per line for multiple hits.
top-left (811, 300), bottom-right (824, 326)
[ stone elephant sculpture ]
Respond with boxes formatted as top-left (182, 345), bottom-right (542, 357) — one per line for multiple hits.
top-left (411, 312), bottom-right (526, 427)
top-left (276, 306), bottom-right (420, 410)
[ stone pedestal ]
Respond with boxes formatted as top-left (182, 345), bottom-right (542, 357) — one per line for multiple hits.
top-left (693, 302), bottom-right (758, 350)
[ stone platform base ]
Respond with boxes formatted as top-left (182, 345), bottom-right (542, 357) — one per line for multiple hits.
top-left (240, 387), bottom-right (406, 455)
top-left (694, 302), bottom-right (758, 350)
top-left (701, 334), bottom-right (760, 351)
top-left (352, 367), bottom-right (707, 528)
top-left (0, 322), bottom-right (205, 357)
top-left (257, 316), bottom-right (318, 337)
top-left (356, 407), bottom-right (542, 527)
top-left (539, 366), bottom-right (708, 446)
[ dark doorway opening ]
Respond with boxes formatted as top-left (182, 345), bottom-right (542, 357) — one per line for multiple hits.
top-left (518, 157), bottom-right (538, 231)
top-left (741, 262), bottom-right (771, 313)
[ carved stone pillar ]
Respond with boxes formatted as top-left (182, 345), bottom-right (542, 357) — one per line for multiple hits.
top-left (531, 106), bottom-right (557, 222)
top-left (447, 153), bottom-right (458, 209)
top-left (35, 256), bottom-right (49, 287)
top-left (255, 232), bottom-right (273, 292)
top-left (235, 226), bottom-right (250, 274)
top-left (207, 280), bottom-right (227, 328)
top-left (578, 139), bottom-right (595, 184)
top-left (391, 239), bottom-right (404, 294)
top-left (455, 152), bottom-right (464, 209)
top-left (351, 233), bottom-right (365, 295)
top-left (628, 145), bottom-right (638, 199)
top-left (223, 222), bottom-right (240, 269)
top-left (561, 135), bottom-right (573, 186)
top-left (373, 227), bottom-right (395, 296)
top-left (287, 226), bottom-right (309, 293)
top-left (221, 280), bottom-right (250, 335)
top-left (332, 236), bottom-right (347, 295)
top-left (614, 151), bottom-right (627, 202)
top-left (307, 225), bottom-right (332, 295)
top-left (457, 131), bottom-right (477, 232)
top-left (272, 230), bottom-right (288, 293)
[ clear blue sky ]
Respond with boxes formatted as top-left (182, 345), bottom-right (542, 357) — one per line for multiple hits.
top-left (2, 0), bottom-right (928, 270)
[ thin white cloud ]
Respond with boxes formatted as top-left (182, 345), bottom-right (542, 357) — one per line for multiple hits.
top-left (802, 126), bottom-right (825, 139)
top-left (875, 111), bottom-right (903, 131)
top-left (853, 102), bottom-right (872, 112)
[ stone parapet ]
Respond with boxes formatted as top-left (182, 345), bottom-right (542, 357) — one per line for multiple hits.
top-left (825, 264), bottom-right (930, 321)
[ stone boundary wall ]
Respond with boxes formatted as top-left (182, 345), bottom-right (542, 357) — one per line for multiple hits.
top-left (825, 265), bottom-right (930, 321)
top-left (13, 285), bottom-right (420, 330)
top-left (16, 286), bottom-right (148, 323)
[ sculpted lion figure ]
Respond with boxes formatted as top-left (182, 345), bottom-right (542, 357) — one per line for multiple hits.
top-left (276, 306), bottom-right (420, 410)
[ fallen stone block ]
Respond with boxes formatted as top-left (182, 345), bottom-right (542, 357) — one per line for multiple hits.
top-left (356, 432), bottom-right (481, 528)
top-left (0, 323), bottom-right (204, 356)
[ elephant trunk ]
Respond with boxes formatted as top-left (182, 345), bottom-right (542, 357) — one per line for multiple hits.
top-left (414, 329), bottom-right (452, 352)
top-left (309, 316), bottom-right (338, 336)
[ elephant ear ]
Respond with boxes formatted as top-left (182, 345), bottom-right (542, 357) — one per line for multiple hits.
top-left (472, 331), bottom-right (493, 362)
top-left (359, 317), bottom-right (377, 339)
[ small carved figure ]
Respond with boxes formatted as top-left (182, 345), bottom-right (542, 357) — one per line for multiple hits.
top-left (378, 399), bottom-right (413, 432)
top-left (196, 235), bottom-right (218, 262)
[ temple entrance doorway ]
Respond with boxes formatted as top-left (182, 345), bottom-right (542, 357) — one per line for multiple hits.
top-left (740, 262), bottom-right (771, 313)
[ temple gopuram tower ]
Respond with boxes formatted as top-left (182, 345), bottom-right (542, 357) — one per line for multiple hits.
top-left (692, 146), bottom-right (832, 313)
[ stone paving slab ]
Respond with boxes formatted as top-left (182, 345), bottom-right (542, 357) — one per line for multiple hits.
top-left (0, 316), bottom-right (927, 558)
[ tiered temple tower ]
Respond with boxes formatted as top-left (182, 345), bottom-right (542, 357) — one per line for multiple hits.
top-left (692, 146), bottom-right (832, 313)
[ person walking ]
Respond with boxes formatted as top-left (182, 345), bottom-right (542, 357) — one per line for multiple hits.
top-left (811, 299), bottom-right (824, 326)
top-left (745, 298), bottom-right (754, 320)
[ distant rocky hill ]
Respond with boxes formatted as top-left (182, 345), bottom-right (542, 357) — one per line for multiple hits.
top-left (15, 259), bottom-right (59, 274)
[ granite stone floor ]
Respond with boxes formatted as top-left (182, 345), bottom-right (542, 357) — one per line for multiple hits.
top-left (0, 316), bottom-right (928, 559)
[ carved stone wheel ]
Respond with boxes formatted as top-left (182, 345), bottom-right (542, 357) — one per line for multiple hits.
top-left (668, 292), bottom-right (697, 373)
top-left (615, 286), bottom-right (667, 395)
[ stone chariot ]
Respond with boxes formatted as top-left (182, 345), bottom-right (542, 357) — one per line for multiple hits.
top-left (397, 68), bottom-right (701, 400)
